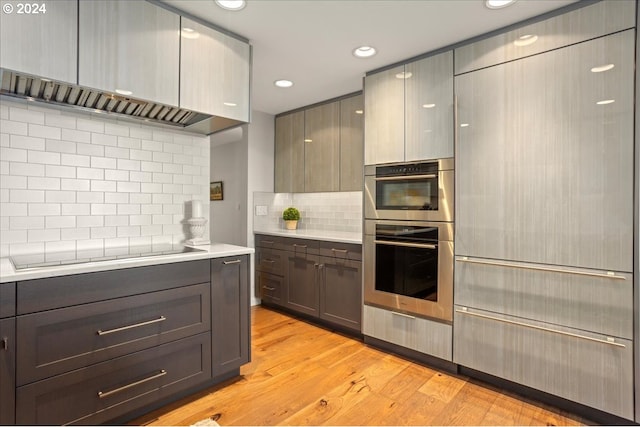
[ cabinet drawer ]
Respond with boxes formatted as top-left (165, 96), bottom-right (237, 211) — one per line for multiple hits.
top-left (282, 238), bottom-right (320, 255)
top-left (257, 271), bottom-right (283, 306)
top-left (17, 260), bottom-right (210, 314)
top-left (362, 305), bottom-right (452, 361)
top-left (319, 241), bottom-right (362, 261)
top-left (453, 306), bottom-right (633, 420)
top-left (455, 257), bottom-right (633, 339)
top-left (256, 248), bottom-right (285, 274)
top-left (16, 333), bottom-right (212, 425)
top-left (0, 282), bottom-right (15, 318)
top-left (255, 234), bottom-right (286, 250)
top-left (17, 283), bottom-right (210, 386)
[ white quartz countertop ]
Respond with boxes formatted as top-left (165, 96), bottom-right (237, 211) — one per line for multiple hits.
top-left (254, 228), bottom-right (362, 245)
top-left (0, 243), bottom-right (254, 283)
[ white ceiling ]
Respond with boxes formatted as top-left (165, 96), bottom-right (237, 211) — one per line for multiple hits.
top-left (162, 0), bottom-right (578, 116)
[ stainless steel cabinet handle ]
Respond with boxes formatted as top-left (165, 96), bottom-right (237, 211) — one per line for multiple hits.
top-left (456, 256), bottom-right (626, 280)
top-left (97, 316), bottom-right (166, 336)
top-left (374, 240), bottom-right (437, 250)
top-left (331, 248), bottom-right (348, 253)
top-left (293, 244), bottom-right (307, 249)
top-left (262, 259), bottom-right (275, 264)
top-left (375, 174), bottom-right (437, 181)
top-left (262, 286), bottom-right (276, 291)
top-left (98, 369), bottom-right (167, 399)
top-left (1, 337), bottom-right (7, 351)
top-left (391, 311), bottom-right (416, 320)
top-left (262, 240), bottom-right (275, 244)
top-left (455, 308), bottom-right (626, 348)
top-left (223, 259), bottom-right (242, 265)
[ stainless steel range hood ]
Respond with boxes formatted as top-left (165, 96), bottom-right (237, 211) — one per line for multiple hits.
top-left (0, 69), bottom-right (243, 135)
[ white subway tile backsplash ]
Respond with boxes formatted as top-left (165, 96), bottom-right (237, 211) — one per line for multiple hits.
top-left (61, 128), bottom-right (91, 143)
top-left (45, 113), bottom-right (76, 129)
top-left (77, 167), bottom-right (104, 180)
top-left (61, 154), bottom-right (90, 167)
top-left (2, 99), bottom-right (209, 256)
top-left (10, 162), bottom-right (45, 177)
top-left (61, 178), bottom-right (90, 191)
top-left (29, 124), bottom-right (61, 140)
top-left (45, 165), bottom-right (76, 178)
top-left (9, 189), bottom-right (44, 203)
top-left (45, 240), bottom-right (76, 256)
top-left (27, 177), bottom-right (60, 190)
top-left (9, 107), bottom-right (44, 125)
top-left (1, 147), bottom-right (27, 162)
top-left (46, 215), bottom-right (77, 228)
top-left (1, 120), bottom-right (28, 136)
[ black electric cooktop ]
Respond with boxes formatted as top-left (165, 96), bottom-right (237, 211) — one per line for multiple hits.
top-left (10, 245), bottom-right (205, 270)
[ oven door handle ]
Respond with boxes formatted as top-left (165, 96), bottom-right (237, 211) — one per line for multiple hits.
top-left (374, 240), bottom-right (437, 250)
top-left (374, 174), bottom-right (437, 181)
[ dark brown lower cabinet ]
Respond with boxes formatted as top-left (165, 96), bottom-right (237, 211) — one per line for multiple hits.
top-left (16, 333), bottom-right (212, 425)
top-left (257, 271), bottom-right (283, 305)
top-left (211, 256), bottom-right (250, 376)
top-left (319, 257), bottom-right (362, 331)
top-left (285, 253), bottom-right (320, 317)
top-left (0, 318), bottom-right (15, 425)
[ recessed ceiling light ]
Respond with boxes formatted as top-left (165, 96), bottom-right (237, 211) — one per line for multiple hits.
top-left (395, 71), bottom-right (412, 79)
top-left (596, 99), bottom-right (615, 105)
top-left (591, 64), bottom-right (615, 73)
top-left (353, 46), bottom-right (377, 58)
top-left (485, 0), bottom-right (517, 9)
top-left (513, 34), bottom-right (538, 47)
top-left (115, 89), bottom-right (133, 96)
top-left (422, 103), bottom-right (436, 108)
top-left (215, 0), bottom-right (246, 11)
top-left (274, 79), bottom-right (293, 88)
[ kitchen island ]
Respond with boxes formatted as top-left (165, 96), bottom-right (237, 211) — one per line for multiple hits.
top-left (0, 243), bottom-right (253, 425)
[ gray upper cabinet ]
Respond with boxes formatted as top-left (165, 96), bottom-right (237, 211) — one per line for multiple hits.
top-left (405, 51), bottom-right (454, 161)
top-left (274, 111), bottom-right (305, 193)
top-left (0, 0), bottom-right (77, 84)
top-left (340, 94), bottom-right (364, 191)
top-left (180, 17), bottom-right (250, 122)
top-left (364, 65), bottom-right (405, 165)
top-left (454, 0), bottom-right (636, 75)
top-left (455, 30), bottom-right (635, 272)
top-left (78, 0), bottom-right (179, 106)
top-left (304, 102), bottom-right (340, 192)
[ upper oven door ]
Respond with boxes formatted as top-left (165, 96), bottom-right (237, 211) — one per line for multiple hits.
top-left (364, 158), bottom-right (454, 222)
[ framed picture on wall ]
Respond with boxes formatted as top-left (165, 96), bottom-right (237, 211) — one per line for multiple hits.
top-left (210, 181), bottom-right (223, 201)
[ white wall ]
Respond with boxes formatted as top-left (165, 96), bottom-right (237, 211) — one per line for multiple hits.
top-left (209, 126), bottom-right (248, 246)
top-left (0, 99), bottom-right (210, 257)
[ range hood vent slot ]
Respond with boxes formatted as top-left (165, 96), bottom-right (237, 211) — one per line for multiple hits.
top-left (0, 69), bottom-right (242, 135)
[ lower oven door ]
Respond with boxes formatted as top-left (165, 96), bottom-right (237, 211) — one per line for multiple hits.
top-left (364, 219), bottom-right (453, 322)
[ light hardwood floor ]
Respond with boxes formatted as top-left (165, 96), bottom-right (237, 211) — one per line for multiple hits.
top-left (132, 306), bottom-right (589, 426)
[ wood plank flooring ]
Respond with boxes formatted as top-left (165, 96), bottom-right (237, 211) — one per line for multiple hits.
top-left (131, 306), bottom-right (590, 426)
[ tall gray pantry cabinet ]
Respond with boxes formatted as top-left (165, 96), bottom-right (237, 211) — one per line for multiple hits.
top-left (453, 1), bottom-right (635, 420)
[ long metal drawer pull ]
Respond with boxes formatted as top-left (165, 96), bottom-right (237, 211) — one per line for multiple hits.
top-left (375, 174), bottom-right (437, 181)
top-left (331, 248), bottom-right (348, 253)
top-left (374, 240), bottom-right (437, 250)
top-left (263, 259), bottom-right (276, 264)
top-left (97, 369), bottom-right (167, 399)
top-left (293, 244), bottom-right (307, 249)
top-left (391, 311), bottom-right (416, 320)
top-left (457, 257), bottom-right (626, 280)
top-left (262, 240), bottom-right (275, 244)
top-left (455, 308), bottom-right (626, 348)
top-left (223, 259), bottom-right (242, 265)
top-left (262, 286), bottom-right (276, 291)
top-left (97, 316), bottom-right (166, 336)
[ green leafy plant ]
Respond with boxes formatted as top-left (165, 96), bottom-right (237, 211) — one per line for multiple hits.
top-left (282, 207), bottom-right (301, 221)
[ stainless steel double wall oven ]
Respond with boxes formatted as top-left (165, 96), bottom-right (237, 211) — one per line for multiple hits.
top-left (364, 158), bottom-right (454, 322)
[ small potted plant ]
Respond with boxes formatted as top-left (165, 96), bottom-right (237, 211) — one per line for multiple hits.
top-left (282, 207), bottom-right (301, 230)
